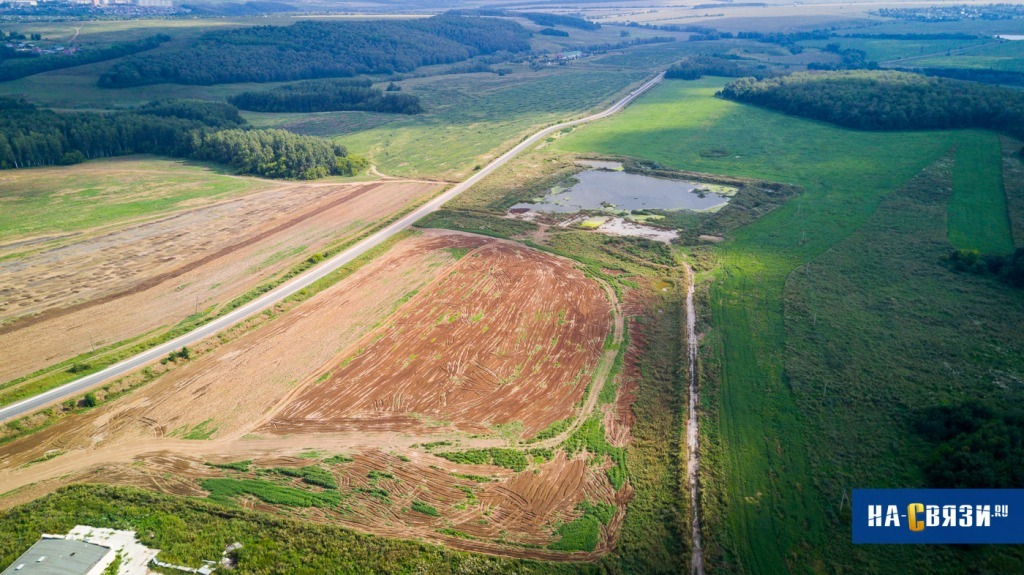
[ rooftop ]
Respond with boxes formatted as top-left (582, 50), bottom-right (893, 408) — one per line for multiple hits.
top-left (1, 538), bottom-right (112, 575)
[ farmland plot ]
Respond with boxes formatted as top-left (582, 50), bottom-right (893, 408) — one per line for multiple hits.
top-left (264, 241), bottom-right (612, 438)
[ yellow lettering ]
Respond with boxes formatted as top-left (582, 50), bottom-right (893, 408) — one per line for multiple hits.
top-left (909, 503), bottom-right (925, 532)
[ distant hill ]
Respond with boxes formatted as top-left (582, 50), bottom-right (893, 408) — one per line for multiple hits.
top-left (99, 15), bottom-right (531, 88)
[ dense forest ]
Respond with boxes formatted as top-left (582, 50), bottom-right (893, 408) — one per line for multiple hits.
top-left (719, 71), bottom-right (1024, 139)
top-left (665, 54), bottom-right (769, 80)
top-left (98, 15), bottom-right (531, 88)
top-left (0, 98), bottom-right (362, 179)
top-left (0, 34), bottom-right (168, 82)
top-left (229, 78), bottom-right (423, 114)
top-left (915, 401), bottom-right (1024, 488)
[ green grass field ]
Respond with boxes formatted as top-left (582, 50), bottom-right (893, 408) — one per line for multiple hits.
top-left (800, 37), bottom-right (989, 64)
top-left (555, 77), bottom-right (1017, 573)
top-left (0, 157), bottom-right (269, 243)
top-left (948, 131), bottom-right (1014, 254)
top-left (905, 40), bottom-right (1024, 73)
top-left (284, 67), bottom-right (652, 180)
top-left (784, 153), bottom-right (1024, 572)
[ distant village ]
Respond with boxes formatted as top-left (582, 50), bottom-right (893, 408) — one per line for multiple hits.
top-left (0, 0), bottom-right (173, 15)
top-left (874, 3), bottom-right (1024, 22)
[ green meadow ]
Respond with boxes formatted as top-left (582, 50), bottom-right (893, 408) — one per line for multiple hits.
top-left (800, 37), bottom-right (989, 64)
top-left (0, 157), bottom-right (268, 243)
top-left (555, 78), bottom-right (1023, 573)
top-left (948, 131), bottom-right (1014, 254)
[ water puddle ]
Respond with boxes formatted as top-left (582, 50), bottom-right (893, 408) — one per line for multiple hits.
top-left (511, 170), bottom-right (733, 214)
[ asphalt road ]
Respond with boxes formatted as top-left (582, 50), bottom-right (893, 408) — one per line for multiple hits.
top-left (0, 72), bottom-right (664, 424)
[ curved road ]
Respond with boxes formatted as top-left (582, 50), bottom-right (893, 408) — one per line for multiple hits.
top-left (0, 72), bottom-right (664, 424)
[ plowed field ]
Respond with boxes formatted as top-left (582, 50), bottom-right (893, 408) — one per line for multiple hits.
top-left (0, 233), bottom-right (626, 560)
top-left (263, 241), bottom-right (611, 438)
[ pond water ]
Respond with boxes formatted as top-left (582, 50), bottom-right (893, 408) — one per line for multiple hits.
top-left (511, 170), bottom-right (731, 214)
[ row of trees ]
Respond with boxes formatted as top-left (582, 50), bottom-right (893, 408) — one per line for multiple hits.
top-left (665, 54), bottom-right (769, 80)
top-left (806, 43), bottom-right (877, 71)
top-left (228, 78), bottom-right (423, 115)
top-left (719, 71), bottom-right (1024, 139)
top-left (0, 98), bottom-right (362, 179)
top-left (519, 12), bottom-right (600, 30)
top-left (0, 34), bottom-right (169, 82)
top-left (98, 15), bottom-right (531, 87)
top-left (918, 67), bottom-right (1024, 87)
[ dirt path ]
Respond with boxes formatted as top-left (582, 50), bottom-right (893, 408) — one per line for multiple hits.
top-left (683, 262), bottom-right (704, 575)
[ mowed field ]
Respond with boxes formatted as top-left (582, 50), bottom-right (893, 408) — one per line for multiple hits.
top-left (0, 230), bottom-right (623, 558)
top-left (554, 78), bottom-right (1024, 573)
top-left (0, 158), bottom-right (439, 399)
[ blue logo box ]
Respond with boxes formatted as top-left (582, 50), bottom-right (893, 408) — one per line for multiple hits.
top-left (853, 489), bottom-right (1024, 544)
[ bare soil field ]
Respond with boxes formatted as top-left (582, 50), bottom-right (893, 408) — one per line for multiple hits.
top-left (0, 179), bottom-right (439, 383)
top-left (0, 232), bottom-right (624, 559)
top-left (262, 241), bottom-right (612, 438)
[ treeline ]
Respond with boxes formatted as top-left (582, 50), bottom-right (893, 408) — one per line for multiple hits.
top-left (918, 67), bottom-right (1024, 87)
top-left (98, 15), bottom-right (530, 87)
top-left (539, 28), bottom-right (569, 37)
top-left (946, 248), bottom-right (1024, 288)
top-left (519, 12), bottom-right (600, 31)
top-left (0, 98), bottom-right (363, 179)
top-left (719, 71), bottom-right (1024, 139)
top-left (807, 43), bottom-right (877, 71)
top-left (666, 54), bottom-right (768, 80)
top-left (0, 34), bottom-right (169, 82)
top-left (914, 400), bottom-right (1024, 488)
top-left (228, 78), bottom-right (423, 115)
top-left (843, 32), bottom-right (980, 40)
top-left (580, 36), bottom-right (675, 54)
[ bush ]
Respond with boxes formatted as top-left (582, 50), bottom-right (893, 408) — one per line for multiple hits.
top-left (434, 448), bottom-right (529, 472)
top-left (81, 393), bottom-right (97, 408)
top-left (947, 248), bottom-right (1024, 288)
top-left (410, 500), bottom-right (441, 517)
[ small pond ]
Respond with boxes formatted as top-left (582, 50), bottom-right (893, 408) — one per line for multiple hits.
top-left (511, 170), bottom-right (732, 214)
